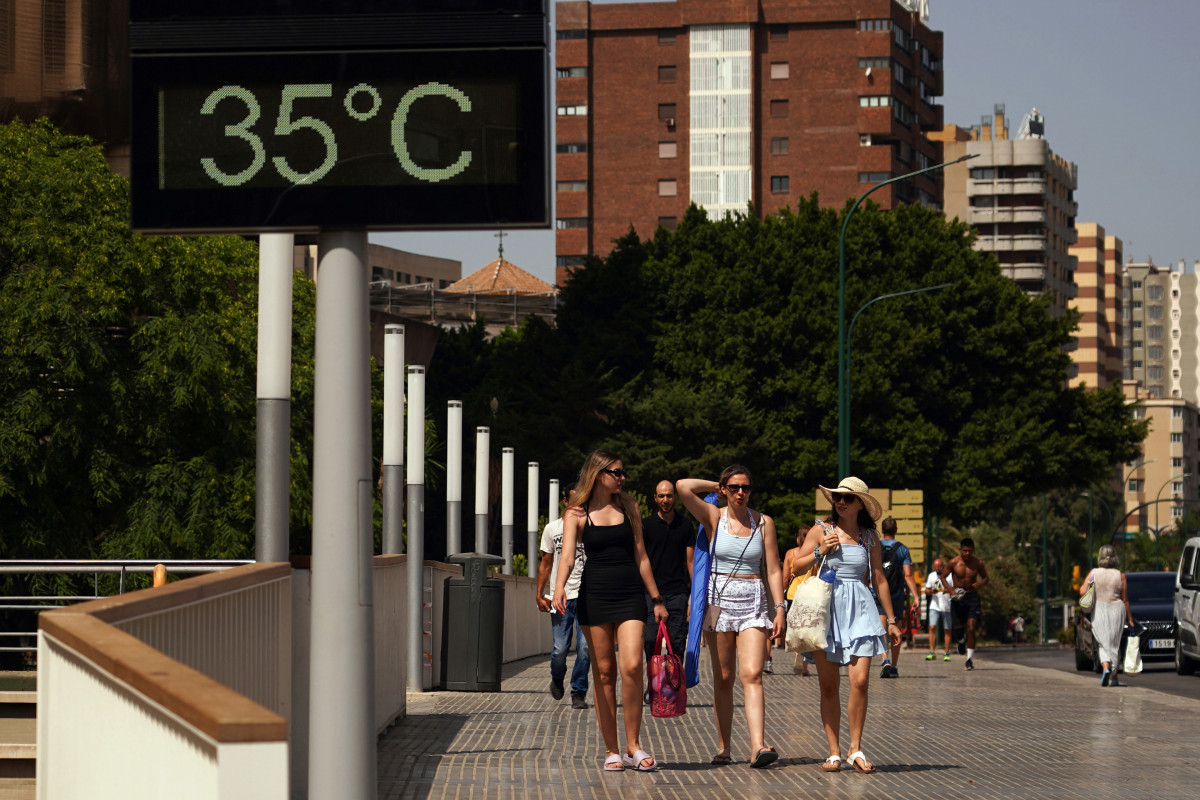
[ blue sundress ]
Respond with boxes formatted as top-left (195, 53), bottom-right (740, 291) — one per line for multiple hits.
top-left (820, 524), bottom-right (888, 664)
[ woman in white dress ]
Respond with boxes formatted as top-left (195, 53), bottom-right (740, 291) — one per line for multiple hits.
top-left (1080, 545), bottom-right (1134, 687)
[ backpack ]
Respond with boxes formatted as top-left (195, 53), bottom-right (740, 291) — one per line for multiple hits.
top-left (880, 539), bottom-right (905, 598)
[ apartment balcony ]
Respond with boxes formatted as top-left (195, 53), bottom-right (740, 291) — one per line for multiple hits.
top-left (967, 206), bottom-right (1046, 225)
top-left (975, 235), bottom-right (1047, 253)
top-left (1001, 264), bottom-right (1048, 284)
top-left (968, 178), bottom-right (1048, 197)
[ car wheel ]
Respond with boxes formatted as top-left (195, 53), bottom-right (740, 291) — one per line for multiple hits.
top-left (1176, 635), bottom-right (1197, 676)
top-left (1074, 633), bottom-right (1092, 671)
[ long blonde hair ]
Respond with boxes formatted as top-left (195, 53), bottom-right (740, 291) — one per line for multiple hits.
top-left (570, 449), bottom-right (638, 518)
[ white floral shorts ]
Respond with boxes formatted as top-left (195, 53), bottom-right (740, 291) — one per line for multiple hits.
top-left (709, 577), bottom-right (770, 633)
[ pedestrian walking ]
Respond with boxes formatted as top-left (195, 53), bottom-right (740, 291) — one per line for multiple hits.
top-left (535, 483), bottom-right (589, 709)
top-left (1012, 612), bottom-right (1026, 646)
top-left (1080, 545), bottom-right (1134, 687)
top-left (947, 537), bottom-right (990, 670)
top-left (641, 480), bottom-right (695, 669)
top-left (553, 450), bottom-right (667, 773)
top-left (677, 467), bottom-right (786, 769)
top-left (791, 477), bottom-right (899, 774)
top-left (923, 558), bottom-right (954, 661)
top-left (876, 516), bottom-right (921, 678)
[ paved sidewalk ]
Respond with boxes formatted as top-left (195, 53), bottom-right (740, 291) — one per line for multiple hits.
top-left (379, 647), bottom-right (1200, 800)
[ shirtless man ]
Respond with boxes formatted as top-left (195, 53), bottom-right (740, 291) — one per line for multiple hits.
top-left (947, 537), bottom-right (989, 670)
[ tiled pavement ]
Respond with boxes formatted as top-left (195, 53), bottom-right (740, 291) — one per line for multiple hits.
top-left (379, 646), bottom-right (1200, 800)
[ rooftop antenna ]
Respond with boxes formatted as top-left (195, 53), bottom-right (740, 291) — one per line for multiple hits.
top-left (495, 230), bottom-right (507, 262)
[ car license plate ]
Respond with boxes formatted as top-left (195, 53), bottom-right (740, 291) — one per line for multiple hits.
top-left (1149, 638), bottom-right (1172, 650)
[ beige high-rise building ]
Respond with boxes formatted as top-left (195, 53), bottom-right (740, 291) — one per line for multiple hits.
top-left (931, 105), bottom-right (1078, 317)
top-left (1069, 224), bottom-right (1124, 390)
top-left (1120, 382), bottom-right (1198, 536)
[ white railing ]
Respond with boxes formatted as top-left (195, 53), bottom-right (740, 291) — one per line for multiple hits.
top-left (37, 563), bottom-right (291, 800)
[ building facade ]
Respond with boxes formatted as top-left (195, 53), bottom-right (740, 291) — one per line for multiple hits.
top-left (1119, 259), bottom-right (1200, 403)
top-left (554, 0), bottom-right (945, 284)
top-left (932, 106), bottom-right (1079, 316)
top-left (1068, 223), bottom-right (1124, 390)
top-left (1121, 381), bottom-right (1199, 536)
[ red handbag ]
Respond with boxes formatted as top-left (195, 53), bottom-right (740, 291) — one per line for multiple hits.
top-left (647, 620), bottom-right (686, 718)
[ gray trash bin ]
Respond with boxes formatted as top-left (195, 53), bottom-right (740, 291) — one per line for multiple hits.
top-left (441, 553), bottom-right (505, 691)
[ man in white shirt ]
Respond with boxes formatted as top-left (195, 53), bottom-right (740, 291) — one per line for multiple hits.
top-left (923, 558), bottom-right (954, 662)
top-left (535, 484), bottom-right (588, 708)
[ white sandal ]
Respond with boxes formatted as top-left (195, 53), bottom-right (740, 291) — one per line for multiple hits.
top-left (846, 751), bottom-right (876, 774)
top-left (821, 755), bottom-right (842, 772)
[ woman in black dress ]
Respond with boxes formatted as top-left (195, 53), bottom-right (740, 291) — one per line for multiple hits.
top-left (554, 450), bottom-right (668, 772)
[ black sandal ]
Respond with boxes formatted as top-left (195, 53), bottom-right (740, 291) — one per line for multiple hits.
top-left (750, 746), bottom-right (778, 768)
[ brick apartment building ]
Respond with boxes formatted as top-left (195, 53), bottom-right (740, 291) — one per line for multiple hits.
top-left (1069, 222), bottom-right (1124, 390)
top-left (554, 0), bottom-right (946, 284)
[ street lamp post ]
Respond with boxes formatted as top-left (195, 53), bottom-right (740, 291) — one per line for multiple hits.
top-left (1080, 491), bottom-right (1114, 570)
top-left (1153, 472), bottom-right (1190, 569)
top-left (837, 154), bottom-right (976, 477)
top-left (1120, 458), bottom-right (1159, 536)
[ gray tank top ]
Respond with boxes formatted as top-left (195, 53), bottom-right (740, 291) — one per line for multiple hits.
top-left (711, 509), bottom-right (763, 575)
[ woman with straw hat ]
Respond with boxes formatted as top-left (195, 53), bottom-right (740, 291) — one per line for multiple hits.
top-left (790, 476), bottom-right (900, 775)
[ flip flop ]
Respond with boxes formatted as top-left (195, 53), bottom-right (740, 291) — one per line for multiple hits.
top-left (846, 751), bottom-right (876, 774)
top-left (603, 753), bottom-right (624, 772)
top-left (821, 755), bottom-right (842, 772)
top-left (710, 753), bottom-right (732, 765)
top-left (750, 746), bottom-right (778, 769)
top-left (622, 749), bottom-right (658, 771)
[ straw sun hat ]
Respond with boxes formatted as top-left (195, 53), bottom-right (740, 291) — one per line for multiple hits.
top-left (818, 477), bottom-right (883, 521)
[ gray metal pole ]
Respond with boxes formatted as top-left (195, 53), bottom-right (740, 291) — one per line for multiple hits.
top-left (256, 232), bottom-right (294, 563)
top-left (446, 401), bottom-right (463, 556)
top-left (501, 448), bottom-right (514, 574)
top-left (382, 325), bottom-right (405, 554)
top-left (526, 462), bottom-right (539, 578)
top-left (309, 230), bottom-right (375, 800)
top-left (475, 427), bottom-right (490, 553)
top-left (549, 478), bottom-right (561, 523)
top-left (406, 366), bottom-right (427, 691)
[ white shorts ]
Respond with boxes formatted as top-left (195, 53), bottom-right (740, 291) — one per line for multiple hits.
top-left (709, 577), bottom-right (770, 633)
top-left (928, 607), bottom-right (950, 629)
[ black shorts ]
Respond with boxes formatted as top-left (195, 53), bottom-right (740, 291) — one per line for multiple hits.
top-left (951, 592), bottom-right (982, 625)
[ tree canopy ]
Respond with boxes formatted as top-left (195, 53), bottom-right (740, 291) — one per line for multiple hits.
top-left (0, 119), bottom-right (317, 560)
top-left (429, 197), bottom-right (1144, 538)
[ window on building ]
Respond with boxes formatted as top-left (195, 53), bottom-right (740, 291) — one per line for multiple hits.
top-left (858, 19), bottom-right (891, 31)
top-left (556, 255), bottom-right (587, 268)
top-left (556, 180), bottom-right (587, 192)
top-left (1173, 288), bottom-right (1180, 298)
top-left (1171, 432), bottom-right (1184, 443)
top-left (658, 103), bottom-right (677, 121)
top-left (658, 216), bottom-right (677, 231)
top-left (1123, 346), bottom-right (1132, 361)
top-left (658, 179), bottom-right (677, 197)
top-left (1132, 320), bottom-right (1143, 329)
top-left (859, 95), bottom-right (891, 108)
top-left (893, 99), bottom-right (916, 125)
top-left (1149, 346), bottom-right (1163, 360)
top-left (1174, 368), bottom-right (1182, 379)
top-left (1172, 308), bottom-right (1181, 320)
top-left (658, 141), bottom-right (677, 159)
top-left (1149, 364), bottom-right (1164, 379)
top-left (1148, 285), bottom-right (1163, 300)
top-left (893, 61), bottom-right (910, 86)
top-left (1174, 349), bottom-right (1182, 359)
top-left (859, 172), bottom-right (890, 182)
top-left (769, 24), bottom-right (788, 40)
top-left (556, 142), bottom-right (588, 153)
top-left (1174, 407), bottom-right (1185, 418)
top-left (770, 99), bottom-right (789, 117)
top-left (770, 62), bottom-right (789, 80)
top-left (1149, 385), bottom-right (1164, 398)
top-left (1148, 305), bottom-right (1163, 320)
top-left (1124, 364), bottom-right (1133, 380)
top-left (557, 105), bottom-right (587, 116)
top-left (557, 29), bottom-right (586, 40)
top-left (970, 167), bottom-right (996, 180)
top-left (770, 137), bottom-right (789, 155)
top-left (969, 195), bottom-right (996, 207)
top-left (1132, 407), bottom-right (1145, 419)
top-left (1133, 360), bottom-right (1143, 369)
top-left (1172, 506), bottom-right (1184, 519)
top-left (556, 67), bottom-right (587, 78)
top-left (555, 218), bottom-right (588, 229)
top-left (1133, 340), bottom-right (1143, 349)
top-left (1128, 479), bottom-right (1143, 492)
top-left (1149, 325), bottom-right (1163, 340)
top-left (1174, 457), bottom-right (1184, 468)
top-left (858, 57), bottom-right (889, 69)
top-left (658, 65), bottom-right (677, 82)
top-left (658, 29), bottom-right (677, 44)
top-left (1174, 329), bottom-right (1182, 340)
top-left (1133, 280), bottom-right (1143, 289)
top-left (770, 175), bottom-right (789, 193)
top-left (0, 0), bottom-right (13, 73)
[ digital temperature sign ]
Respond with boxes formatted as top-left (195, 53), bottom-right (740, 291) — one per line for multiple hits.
top-left (129, 4), bottom-right (549, 232)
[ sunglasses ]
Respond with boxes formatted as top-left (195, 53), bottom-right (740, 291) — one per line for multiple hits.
top-left (600, 468), bottom-right (628, 479)
top-left (723, 484), bottom-right (753, 494)
top-left (829, 492), bottom-right (858, 504)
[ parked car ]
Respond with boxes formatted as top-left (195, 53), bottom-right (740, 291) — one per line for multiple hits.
top-left (1075, 571), bottom-right (1176, 673)
top-left (1174, 536), bottom-right (1200, 675)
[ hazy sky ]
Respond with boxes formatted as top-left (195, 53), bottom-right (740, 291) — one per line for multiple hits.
top-left (373, 1), bottom-right (1200, 283)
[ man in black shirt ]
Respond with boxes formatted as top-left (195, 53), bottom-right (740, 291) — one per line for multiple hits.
top-left (643, 479), bottom-right (696, 663)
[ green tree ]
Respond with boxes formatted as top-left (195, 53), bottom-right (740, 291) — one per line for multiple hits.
top-left (0, 119), bottom-right (317, 561)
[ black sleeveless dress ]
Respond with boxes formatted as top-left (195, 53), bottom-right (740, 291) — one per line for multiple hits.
top-left (576, 505), bottom-right (645, 626)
